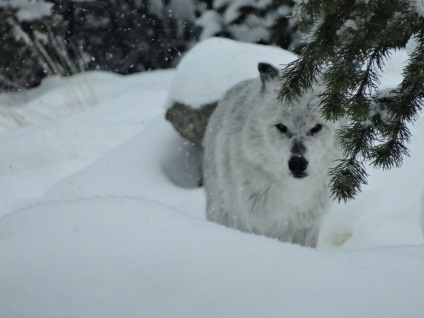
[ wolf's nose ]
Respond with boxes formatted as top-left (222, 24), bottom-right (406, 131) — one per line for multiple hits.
top-left (288, 156), bottom-right (308, 177)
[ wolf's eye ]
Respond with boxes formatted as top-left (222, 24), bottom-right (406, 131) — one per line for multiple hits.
top-left (275, 123), bottom-right (287, 134)
top-left (309, 124), bottom-right (322, 135)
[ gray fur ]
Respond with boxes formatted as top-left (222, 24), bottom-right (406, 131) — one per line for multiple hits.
top-left (203, 63), bottom-right (343, 247)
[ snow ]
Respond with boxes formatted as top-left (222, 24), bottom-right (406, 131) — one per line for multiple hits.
top-left (0, 39), bottom-right (424, 318)
top-left (406, 34), bottom-right (419, 56)
top-left (0, 0), bottom-right (53, 21)
top-left (165, 37), bottom-right (297, 109)
top-left (2, 198), bottom-right (424, 318)
top-left (214, 0), bottom-right (231, 9)
top-left (412, 0), bottom-right (424, 17)
top-left (229, 16), bottom-right (270, 43)
top-left (213, 0), bottom-right (272, 24)
top-left (223, 0), bottom-right (257, 24)
top-left (0, 70), bottom-right (174, 214)
top-left (422, 191), bottom-right (424, 237)
top-left (196, 10), bottom-right (223, 40)
top-left (198, 1), bottom-right (292, 47)
top-left (343, 19), bottom-right (358, 30)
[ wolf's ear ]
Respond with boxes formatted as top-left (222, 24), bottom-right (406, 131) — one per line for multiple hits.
top-left (258, 62), bottom-right (279, 84)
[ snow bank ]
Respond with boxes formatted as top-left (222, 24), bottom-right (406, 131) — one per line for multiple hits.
top-left (165, 37), bottom-right (297, 109)
top-left (42, 116), bottom-right (206, 219)
top-left (0, 70), bottom-right (174, 217)
top-left (1, 197), bottom-right (423, 318)
top-left (421, 190), bottom-right (424, 237)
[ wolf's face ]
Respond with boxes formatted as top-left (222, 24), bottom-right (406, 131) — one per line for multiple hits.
top-left (268, 91), bottom-right (341, 180)
top-left (244, 64), bottom-right (342, 181)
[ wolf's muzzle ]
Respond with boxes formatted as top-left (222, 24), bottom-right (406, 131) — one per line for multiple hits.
top-left (288, 156), bottom-right (308, 178)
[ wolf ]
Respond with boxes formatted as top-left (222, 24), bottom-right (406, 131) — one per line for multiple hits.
top-left (203, 63), bottom-right (343, 247)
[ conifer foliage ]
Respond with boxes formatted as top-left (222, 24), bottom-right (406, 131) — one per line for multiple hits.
top-left (279, 0), bottom-right (424, 202)
top-left (197, 0), bottom-right (295, 48)
top-left (0, 0), bottom-right (63, 89)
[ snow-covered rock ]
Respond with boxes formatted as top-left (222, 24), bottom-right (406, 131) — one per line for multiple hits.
top-left (164, 37), bottom-right (296, 109)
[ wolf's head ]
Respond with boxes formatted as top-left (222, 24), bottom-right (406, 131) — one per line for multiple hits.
top-left (243, 63), bottom-right (343, 182)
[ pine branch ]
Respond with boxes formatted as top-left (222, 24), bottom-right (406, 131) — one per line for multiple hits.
top-left (279, 2), bottom-right (354, 104)
top-left (392, 26), bottom-right (424, 122)
top-left (329, 158), bottom-right (368, 203)
top-left (370, 139), bottom-right (410, 169)
top-left (369, 22), bottom-right (424, 169)
top-left (279, 0), bottom-right (423, 202)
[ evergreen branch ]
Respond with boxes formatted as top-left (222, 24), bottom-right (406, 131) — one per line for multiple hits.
top-left (391, 27), bottom-right (424, 122)
top-left (337, 121), bottom-right (375, 160)
top-left (370, 139), bottom-right (410, 169)
top-left (329, 158), bottom-right (368, 203)
top-left (355, 50), bottom-right (380, 96)
top-left (280, 0), bottom-right (424, 201)
top-left (319, 91), bottom-right (347, 121)
top-left (279, 3), bottom-right (354, 105)
top-left (278, 56), bottom-right (323, 105)
top-left (368, 22), bottom-right (424, 170)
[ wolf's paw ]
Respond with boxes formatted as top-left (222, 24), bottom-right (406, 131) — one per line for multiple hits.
top-left (317, 211), bottom-right (358, 248)
top-left (329, 231), bottom-right (352, 247)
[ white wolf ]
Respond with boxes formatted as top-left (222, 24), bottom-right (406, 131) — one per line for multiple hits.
top-left (203, 63), bottom-right (343, 247)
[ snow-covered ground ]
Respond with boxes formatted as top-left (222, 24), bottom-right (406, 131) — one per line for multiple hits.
top-left (0, 38), bottom-right (423, 318)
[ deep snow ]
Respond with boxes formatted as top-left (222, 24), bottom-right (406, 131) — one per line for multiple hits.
top-left (0, 38), bottom-right (423, 318)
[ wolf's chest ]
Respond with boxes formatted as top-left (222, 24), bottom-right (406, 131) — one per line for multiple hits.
top-left (237, 178), bottom-right (328, 232)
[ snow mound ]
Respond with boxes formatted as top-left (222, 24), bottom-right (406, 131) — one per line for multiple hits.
top-left (164, 37), bottom-right (297, 109)
top-left (1, 197), bottom-right (424, 318)
top-left (421, 191), bottom-right (424, 237)
top-left (42, 116), bottom-right (206, 219)
top-left (0, 70), bottom-right (174, 217)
